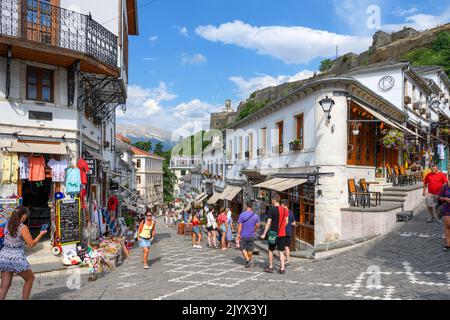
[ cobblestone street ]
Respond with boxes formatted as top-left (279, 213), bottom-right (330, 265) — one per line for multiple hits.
top-left (5, 204), bottom-right (450, 300)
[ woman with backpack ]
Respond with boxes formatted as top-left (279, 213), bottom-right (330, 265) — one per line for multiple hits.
top-left (438, 183), bottom-right (450, 251)
top-left (206, 207), bottom-right (218, 248)
top-left (0, 206), bottom-right (47, 300)
top-left (137, 209), bottom-right (156, 269)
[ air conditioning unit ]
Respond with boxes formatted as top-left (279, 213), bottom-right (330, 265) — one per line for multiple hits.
top-left (404, 96), bottom-right (412, 105)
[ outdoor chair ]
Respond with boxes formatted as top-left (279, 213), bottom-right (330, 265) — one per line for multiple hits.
top-left (394, 166), bottom-right (407, 186)
top-left (359, 178), bottom-right (381, 206)
top-left (348, 179), bottom-right (371, 208)
top-left (400, 167), bottom-right (416, 185)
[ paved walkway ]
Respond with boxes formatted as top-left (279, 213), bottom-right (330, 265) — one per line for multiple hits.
top-left (5, 204), bottom-right (450, 300)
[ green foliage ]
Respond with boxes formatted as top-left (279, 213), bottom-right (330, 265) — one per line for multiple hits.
top-left (153, 142), bottom-right (164, 156)
top-left (237, 99), bottom-right (270, 121)
top-left (172, 130), bottom-right (212, 157)
top-left (402, 31), bottom-right (450, 77)
top-left (132, 140), bottom-right (152, 152)
top-left (249, 92), bottom-right (257, 99)
top-left (161, 150), bottom-right (177, 203)
top-left (319, 59), bottom-right (332, 72)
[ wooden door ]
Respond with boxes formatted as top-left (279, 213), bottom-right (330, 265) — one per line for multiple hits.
top-left (297, 184), bottom-right (315, 246)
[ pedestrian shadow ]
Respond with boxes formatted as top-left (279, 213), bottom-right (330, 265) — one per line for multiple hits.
top-left (152, 233), bottom-right (171, 244)
top-left (149, 256), bottom-right (162, 265)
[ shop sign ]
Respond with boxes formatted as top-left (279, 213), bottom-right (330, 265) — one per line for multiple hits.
top-left (57, 198), bottom-right (81, 245)
top-left (307, 175), bottom-right (317, 185)
top-left (85, 158), bottom-right (97, 177)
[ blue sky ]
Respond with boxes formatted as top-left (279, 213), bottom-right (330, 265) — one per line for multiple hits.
top-left (119, 0), bottom-right (450, 135)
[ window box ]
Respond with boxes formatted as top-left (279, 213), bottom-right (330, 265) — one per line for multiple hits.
top-left (289, 139), bottom-right (303, 151)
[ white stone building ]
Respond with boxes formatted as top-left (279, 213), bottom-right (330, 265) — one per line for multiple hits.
top-left (131, 147), bottom-right (164, 208)
top-left (0, 0), bottom-right (138, 231)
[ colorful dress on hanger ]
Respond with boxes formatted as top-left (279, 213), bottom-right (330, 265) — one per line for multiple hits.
top-left (29, 155), bottom-right (45, 182)
top-left (19, 155), bottom-right (30, 180)
top-left (1, 154), bottom-right (19, 184)
top-left (77, 159), bottom-right (89, 185)
top-left (65, 167), bottom-right (82, 195)
top-left (47, 158), bottom-right (68, 182)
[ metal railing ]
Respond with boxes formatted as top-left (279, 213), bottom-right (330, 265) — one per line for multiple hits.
top-left (0, 0), bottom-right (117, 67)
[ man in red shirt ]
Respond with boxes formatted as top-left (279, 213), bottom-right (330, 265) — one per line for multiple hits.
top-left (261, 194), bottom-right (289, 274)
top-left (423, 164), bottom-right (448, 223)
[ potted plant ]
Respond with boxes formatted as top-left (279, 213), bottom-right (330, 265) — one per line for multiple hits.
top-left (375, 167), bottom-right (383, 178)
top-left (289, 138), bottom-right (303, 151)
top-left (382, 129), bottom-right (405, 150)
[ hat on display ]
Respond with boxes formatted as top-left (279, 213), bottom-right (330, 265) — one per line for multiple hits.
top-left (55, 192), bottom-right (65, 200)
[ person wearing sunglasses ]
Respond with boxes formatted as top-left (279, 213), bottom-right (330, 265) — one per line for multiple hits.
top-left (137, 210), bottom-right (156, 269)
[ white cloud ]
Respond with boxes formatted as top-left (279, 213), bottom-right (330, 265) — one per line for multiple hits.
top-left (392, 6), bottom-right (418, 17)
top-left (181, 53), bottom-right (207, 65)
top-left (177, 26), bottom-right (189, 37)
top-left (120, 83), bottom-right (221, 133)
top-left (382, 8), bottom-right (450, 32)
top-left (149, 36), bottom-right (158, 45)
top-left (230, 70), bottom-right (315, 98)
top-left (142, 57), bottom-right (156, 61)
top-left (195, 20), bottom-right (371, 64)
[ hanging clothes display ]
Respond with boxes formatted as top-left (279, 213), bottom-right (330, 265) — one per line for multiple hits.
top-left (438, 144), bottom-right (445, 160)
top-left (77, 158), bottom-right (89, 185)
top-left (47, 158), bottom-right (68, 182)
top-left (19, 155), bottom-right (30, 180)
top-left (80, 187), bottom-right (87, 210)
top-left (65, 167), bottom-right (82, 195)
top-left (1, 153), bottom-right (18, 184)
top-left (29, 155), bottom-right (45, 182)
top-left (107, 195), bottom-right (119, 212)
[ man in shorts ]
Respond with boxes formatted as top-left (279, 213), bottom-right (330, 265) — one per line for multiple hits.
top-left (261, 194), bottom-right (289, 274)
top-left (423, 164), bottom-right (448, 223)
top-left (280, 199), bottom-right (296, 267)
top-left (237, 201), bottom-right (260, 268)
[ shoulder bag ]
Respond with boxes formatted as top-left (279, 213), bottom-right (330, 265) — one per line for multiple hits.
top-left (267, 207), bottom-right (287, 245)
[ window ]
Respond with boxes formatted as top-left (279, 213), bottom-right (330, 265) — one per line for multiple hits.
top-left (248, 133), bottom-right (253, 158)
top-left (295, 114), bottom-right (304, 150)
top-left (277, 121), bottom-right (284, 146)
top-left (136, 159), bottom-right (141, 168)
top-left (137, 176), bottom-right (141, 184)
top-left (27, 66), bottom-right (54, 102)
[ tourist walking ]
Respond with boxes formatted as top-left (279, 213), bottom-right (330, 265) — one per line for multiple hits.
top-left (423, 164), bottom-right (448, 223)
top-left (438, 183), bottom-right (450, 251)
top-left (226, 208), bottom-right (234, 248)
top-left (218, 208), bottom-right (228, 250)
top-left (190, 213), bottom-right (202, 248)
top-left (206, 208), bottom-right (218, 248)
top-left (137, 210), bottom-right (156, 269)
top-left (0, 206), bottom-right (47, 300)
top-left (281, 199), bottom-right (296, 267)
top-left (237, 202), bottom-right (260, 268)
top-left (260, 194), bottom-right (289, 274)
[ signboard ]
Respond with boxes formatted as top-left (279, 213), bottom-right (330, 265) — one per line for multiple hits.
top-left (85, 158), bottom-right (97, 177)
top-left (57, 197), bottom-right (81, 245)
top-left (307, 175), bottom-right (317, 185)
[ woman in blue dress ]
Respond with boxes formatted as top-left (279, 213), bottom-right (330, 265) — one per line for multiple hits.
top-left (0, 206), bottom-right (47, 300)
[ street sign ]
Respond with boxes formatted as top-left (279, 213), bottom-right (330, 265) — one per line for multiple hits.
top-left (85, 158), bottom-right (97, 177)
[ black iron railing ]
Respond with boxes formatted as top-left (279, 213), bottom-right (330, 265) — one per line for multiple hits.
top-left (0, 0), bottom-right (117, 67)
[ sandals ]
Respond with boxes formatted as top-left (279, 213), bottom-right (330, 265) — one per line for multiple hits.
top-left (264, 266), bottom-right (274, 273)
top-left (277, 268), bottom-right (286, 274)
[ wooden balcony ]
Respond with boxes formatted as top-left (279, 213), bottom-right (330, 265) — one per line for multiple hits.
top-left (0, 0), bottom-right (119, 76)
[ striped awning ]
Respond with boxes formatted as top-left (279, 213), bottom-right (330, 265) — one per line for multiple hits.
top-left (267, 179), bottom-right (307, 192)
top-left (223, 186), bottom-right (242, 201)
top-left (207, 192), bottom-right (222, 204)
top-left (195, 192), bottom-right (207, 201)
top-left (254, 178), bottom-right (289, 189)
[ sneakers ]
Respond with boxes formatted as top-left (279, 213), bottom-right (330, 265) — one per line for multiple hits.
top-left (193, 244), bottom-right (202, 248)
top-left (144, 265), bottom-right (150, 269)
top-left (427, 217), bottom-right (435, 223)
top-left (245, 260), bottom-right (252, 268)
top-left (264, 266), bottom-right (274, 273)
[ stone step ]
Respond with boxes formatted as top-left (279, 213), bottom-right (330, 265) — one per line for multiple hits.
top-left (371, 196), bottom-right (406, 203)
top-left (381, 191), bottom-right (408, 197)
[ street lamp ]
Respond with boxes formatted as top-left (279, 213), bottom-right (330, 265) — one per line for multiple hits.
top-left (319, 96), bottom-right (335, 126)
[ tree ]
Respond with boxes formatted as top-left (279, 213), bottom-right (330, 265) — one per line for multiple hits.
top-left (319, 59), bottom-right (333, 72)
top-left (132, 140), bottom-right (152, 152)
top-left (154, 142), bottom-right (164, 156)
top-left (161, 150), bottom-right (177, 203)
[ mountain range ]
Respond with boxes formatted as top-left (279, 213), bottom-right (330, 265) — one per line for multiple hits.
top-left (116, 123), bottom-right (180, 151)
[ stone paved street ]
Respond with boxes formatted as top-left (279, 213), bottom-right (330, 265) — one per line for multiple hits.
top-left (5, 204), bottom-right (450, 300)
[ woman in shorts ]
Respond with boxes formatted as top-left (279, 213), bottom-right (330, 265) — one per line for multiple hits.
top-left (206, 208), bottom-right (218, 248)
top-left (191, 213), bottom-right (202, 248)
top-left (137, 210), bottom-right (155, 269)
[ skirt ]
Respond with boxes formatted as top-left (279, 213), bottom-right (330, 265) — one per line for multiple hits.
top-left (0, 246), bottom-right (31, 273)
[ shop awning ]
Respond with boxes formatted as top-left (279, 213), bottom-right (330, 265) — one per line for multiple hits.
top-left (197, 193), bottom-right (208, 202)
top-left (10, 141), bottom-right (68, 155)
top-left (207, 192), bottom-right (222, 204)
top-left (254, 178), bottom-right (290, 189)
top-left (195, 192), bottom-right (207, 201)
top-left (266, 179), bottom-right (308, 192)
top-left (223, 186), bottom-right (242, 201)
top-left (354, 101), bottom-right (423, 138)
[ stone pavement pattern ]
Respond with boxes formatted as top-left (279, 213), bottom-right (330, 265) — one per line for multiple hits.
top-left (5, 204), bottom-right (450, 300)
